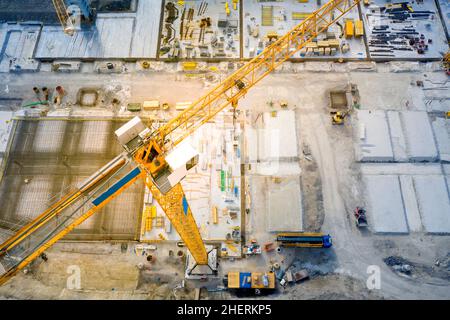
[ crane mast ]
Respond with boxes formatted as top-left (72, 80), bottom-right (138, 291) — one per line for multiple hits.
top-left (0, 0), bottom-right (361, 285)
top-left (52, 0), bottom-right (75, 35)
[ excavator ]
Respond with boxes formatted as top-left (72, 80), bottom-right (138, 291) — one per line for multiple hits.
top-left (0, 0), bottom-right (361, 285)
top-left (331, 110), bottom-right (350, 125)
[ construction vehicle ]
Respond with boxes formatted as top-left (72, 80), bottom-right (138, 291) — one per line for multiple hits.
top-left (354, 207), bottom-right (368, 228)
top-left (224, 271), bottom-right (276, 294)
top-left (331, 110), bottom-right (350, 125)
top-left (0, 0), bottom-right (360, 285)
top-left (276, 233), bottom-right (333, 248)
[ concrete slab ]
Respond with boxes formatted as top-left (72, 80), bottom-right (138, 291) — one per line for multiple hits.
top-left (130, 0), bottom-right (163, 57)
top-left (444, 164), bottom-right (450, 178)
top-left (267, 177), bottom-right (303, 232)
top-left (399, 175), bottom-right (422, 232)
top-left (0, 24), bottom-right (41, 72)
top-left (246, 110), bottom-right (301, 176)
top-left (364, 175), bottom-right (409, 234)
top-left (356, 110), bottom-right (394, 162)
top-left (35, 1), bottom-right (162, 59)
top-left (431, 117), bottom-right (450, 162)
top-left (255, 162), bottom-right (301, 176)
top-left (387, 111), bottom-right (408, 162)
top-left (261, 110), bottom-right (298, 160)
top-left (0, 111), bottom-right (13, 155)
top-left (36, 18), bottom-right (135, 58)
top-left (414, 175), bottom-right (450, 234)
top-left (360, 163), bottom-right (442, 176)
top-left (401, 111), bottom-right (438, 162)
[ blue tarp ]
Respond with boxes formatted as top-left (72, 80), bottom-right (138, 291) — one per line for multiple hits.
top-left (92, 167), bottom-right (141, 206)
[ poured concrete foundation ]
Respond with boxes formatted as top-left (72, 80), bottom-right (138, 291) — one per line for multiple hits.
top-left (364, 175), bottom-right (409, 234)
top-left (356, 110), bottom-right (394, 162)
top-left (414, 175), bottom-right (450, 234)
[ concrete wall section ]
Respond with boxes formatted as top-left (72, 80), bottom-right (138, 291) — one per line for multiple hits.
top-left (356, 110), bottom-right (394, 162)
top-left (364, 175), bottom-right (409, 234)
top-left (414, 175), bottom-right (450, 234)
top-left (35, 1), bottom-right (162, 59)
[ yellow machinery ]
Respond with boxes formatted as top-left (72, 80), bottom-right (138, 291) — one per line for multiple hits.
top-left (0, 0), bottom-right (360, 285)
top-left (232, 0), bottom-right (238, 11)
top-left (331, 110), bottom-right (350, 125)
top-left (266, 31), bottom-right (280, 43)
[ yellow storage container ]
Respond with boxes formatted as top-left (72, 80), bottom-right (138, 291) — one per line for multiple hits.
top-left (355, 20), bottom-right (364, 37)
top-left (182, 61), bottom-right (197, 71)
top-left (228, 272), bottom-right (241, 288)
top-left (345, 20), bottom-right (354, 38)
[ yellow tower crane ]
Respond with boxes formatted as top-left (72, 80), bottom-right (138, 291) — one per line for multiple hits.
top-left (0, 0), bottom-right (361, 285)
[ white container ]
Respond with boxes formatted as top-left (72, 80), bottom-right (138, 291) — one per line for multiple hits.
top-left (143, 100), bottom-right (160, 110)
top-left (175, 101), bottom-right (192, 110)
top-left (115, 116), bottom-right (147, 146)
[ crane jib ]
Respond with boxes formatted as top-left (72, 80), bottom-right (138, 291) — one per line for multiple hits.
top-left (92, 167), bottom-right (141, 207)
